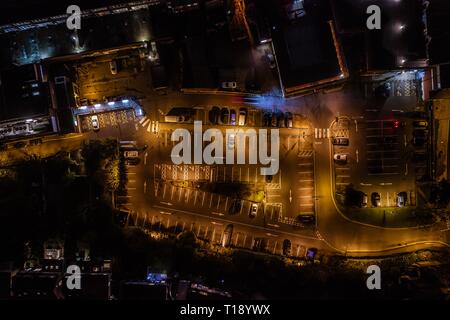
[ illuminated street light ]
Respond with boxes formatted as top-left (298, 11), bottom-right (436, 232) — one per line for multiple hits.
top-left (108, 102), bottom-right (115, 106)
top-left (80, 106), bottom-right (87, 110)
top-left (122, 99), bottom-right (129, 104)
top-left (94, 103), bottom-right (101, 108)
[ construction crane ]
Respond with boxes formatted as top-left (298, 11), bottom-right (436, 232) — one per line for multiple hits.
top-left (229, 0), bottom-right (254, 45)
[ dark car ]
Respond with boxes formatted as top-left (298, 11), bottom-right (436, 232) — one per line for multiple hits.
top-left (221, 224), bottom-right (234, 247)
top-left (265, 175), bottom-right (273, 183)
top-left (208, 107), bottom-right (220, 125)
top-left (263, 113), bottom-right (271, 127)
top-left (285, 112), bottom-right (293, 128)
top-left (220, 108), bottom-right (230, 125)
top-left (383, 136), bottom-right (396, 144)
top-left (298, 215), bottom-right (315, 224)
top-left (413, 152), bottom-right (427, 162)
top-left (125, 158), bottom-right (140, 166)
top-left (277, 113), bottom-right (285, 128)
top-left (271, 112), bottom-right (277, 127)
top-left (13, 141), bottom-right (27, 149)
top-left (413, 130), bottom-right (427, 146)
top-left (413, 129), bottom-right (428, 137)
top-left (371, 192), bottom-right (381, 207)
top-left (332, 138), bottom-right (349, 146)
top-left (228, 199), bottom-right (242, 215)
top-left (282, 239), bottom-right (292, 256)
top-left (29, 138), bottom-right (42, 146)
top-left (252, 238), bottom-right (268, 252)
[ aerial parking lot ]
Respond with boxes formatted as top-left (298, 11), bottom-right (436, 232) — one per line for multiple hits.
top-left (331, 110), bottom-right (432, 227)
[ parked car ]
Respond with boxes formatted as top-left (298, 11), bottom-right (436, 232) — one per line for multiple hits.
top-left (123, 150), bottom-right (139, 159)
top-left (277, 113), bottom-right (285, 128)
top-left (413, 129), bottom-right (427, 147)
top-left (29, 138), bottom-right (42, 146)
top-left (263, 113), bottom-right (271, 127)
top-left (332, 138), bottom-right (349, 146)
top-left (220, 108), bottom-right (230, 124)
top-left (249, 203), bottom-right (258, 218)
top-left (109, 60), bottom-right (118, 75)
top-left (221, 224), bottom-right (234, 247)
top-left (13, 141), bottom-right (26, 149)
top-left (298, 215), bottom-right (315, 224)
top-left (209, 107), bottom-right (220, 125)
top-left (384, 136), bottom-right (396, 144)
top-left (221, 81), bottom-right (237, 89)
top-left (282, 239), bottom-right (292, 256)
top-left (271, 112), bottom-right (277, 127)
top-left (413, 152), bottom-right (427, 162)
top-left (230, 109), bottom-right (237, 125)
top-left (360, 192), bottom-right (368, 208)
top-left (413, 129), bottom-right (428, 137)
top-left (265, 175), bottom-right (273, 183)
top-left (252, 238), bottom-right (268, 252)
top-left (238, 108), bottom-right (247, 126)
top-left (285, 112), bottom-right (293, 128)
top-left (266, 50), bottom-right (276, 69)
top-left (413, 120), bottom-right (428, 128)
top-left (125, 158), bottom-right (140, 166)
top-left (397, 192), bottom-right (407, 207)
top-left (91, 115), bottom-right (100, 131)
top-left (228, 199), bottom-right (242, 215)
top-left (371, 192), bottom-right (381, 207)
top-left (333, 154), bottom-right (347, 163)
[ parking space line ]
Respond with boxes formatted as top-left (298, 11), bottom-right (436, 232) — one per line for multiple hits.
top-left (217, 195), bottom-right (221, 209)
top-left (209, 194), bottom-right (213, 208)
top-left (369, 172), bottom-right (400, 176)
top-left (194, 191), bottom-right (198, 205)
top-left (298, 179), bottom-right (314, 182)
top-left (202, 192), bottom-right (206, 207)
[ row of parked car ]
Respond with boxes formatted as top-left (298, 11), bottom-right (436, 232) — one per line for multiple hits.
top-left (221, 224), bottom-right (318, 259)
top-left (412, 120), bottom-right (428, 147)
top-left (209, 107), bottom-right (247, 126)
top-left (358, 191), bottom-right (408, 208)
top-left (208, 107), bottom-right (295, 128)
top-left (262, 112), bottom-right (293, 128)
